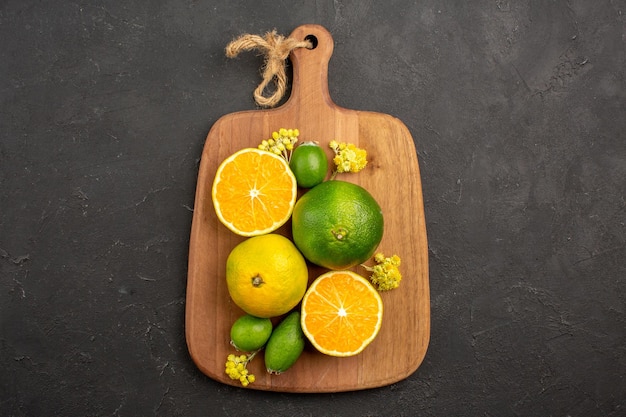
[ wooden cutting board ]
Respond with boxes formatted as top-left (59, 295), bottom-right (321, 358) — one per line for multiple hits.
top-left (186, 24), bottom-right (429, 393)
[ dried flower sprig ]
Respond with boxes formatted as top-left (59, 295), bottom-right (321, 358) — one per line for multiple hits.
top-left (258, 128), bottom-right (299, 161)
top-left (329, 140), bottom-right (367, 179)
top-left (225, 352), bottom-right (258, 387)
top-left (362, 253), bottom-right (402, 291)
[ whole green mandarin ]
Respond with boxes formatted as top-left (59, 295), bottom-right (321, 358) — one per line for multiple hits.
top-left (230, 314), bottom-right (273, 352)
top-left (291, 180), bottom-right (384, 270)
top-left (289, 142), bottom-right (328, 188)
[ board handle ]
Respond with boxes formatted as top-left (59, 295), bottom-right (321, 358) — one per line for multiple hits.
top-left (287, 24), bottom-right (335, 110)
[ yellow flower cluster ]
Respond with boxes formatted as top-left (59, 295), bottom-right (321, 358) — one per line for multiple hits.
top-left (225, 353), bottom-right (256, 387)
top-left (329, 140), bottom-right (367, 174)
top-left (364, 253), bottom-right (402, 291)
top-left (258, 128), bottom-right (299, 161)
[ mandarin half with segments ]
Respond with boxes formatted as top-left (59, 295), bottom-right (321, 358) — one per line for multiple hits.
top-left (212, 148), bottom-right (297, 236)
top-left (300, 270), bottom-right (383, 357)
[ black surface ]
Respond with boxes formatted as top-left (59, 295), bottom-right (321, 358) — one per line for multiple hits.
top-left (1, 1), bottom-right (625, 416)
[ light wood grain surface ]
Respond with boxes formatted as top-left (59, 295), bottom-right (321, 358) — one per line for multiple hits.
top-left (186, 24), bottom-right (430, 392)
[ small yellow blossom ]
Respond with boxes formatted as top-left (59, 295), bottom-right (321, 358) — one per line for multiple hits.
top-left (225, 352), bottom-right (258, 387)
top-left (329, 141), bottom-right (367, 178)
top-left (258, 128), bottom-right (300, 161)
top-left (362, 253), bottom-right (402, 291)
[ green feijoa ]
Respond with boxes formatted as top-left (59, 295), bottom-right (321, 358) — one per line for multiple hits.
top-left (289, 142), bottom-right (328, 188)
top-left (230, 314), bottom-right (273, 352)
top-left (264, 311), bottom-right (305, 374)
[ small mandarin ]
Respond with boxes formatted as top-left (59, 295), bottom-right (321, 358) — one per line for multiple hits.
top-left (289, 141), bottom-right (328, 188)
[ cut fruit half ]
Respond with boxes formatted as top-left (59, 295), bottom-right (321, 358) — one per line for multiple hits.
top-left (212, 148), bottom-right (297, 236)
top-left (301, 270), bottom-right (383, 357)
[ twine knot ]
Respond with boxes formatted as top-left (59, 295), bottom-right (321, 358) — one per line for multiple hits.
top-left (225, 30), bottom-right (312, 108)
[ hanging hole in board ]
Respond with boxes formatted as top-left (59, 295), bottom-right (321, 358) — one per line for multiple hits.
top-left (305, 35), bottom-right (318, 49)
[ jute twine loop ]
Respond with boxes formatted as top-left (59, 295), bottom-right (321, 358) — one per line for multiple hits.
top-left (225, 30), bottom-right (312, 108)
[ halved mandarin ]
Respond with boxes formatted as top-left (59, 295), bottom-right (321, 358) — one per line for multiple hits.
top-left (211, 148), bottom-right (297, 236)
top-left (301, 270), bottom-right (383, 357)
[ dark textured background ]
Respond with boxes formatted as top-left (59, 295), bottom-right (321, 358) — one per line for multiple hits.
top-left (1, 1), bottom-right (625, 416)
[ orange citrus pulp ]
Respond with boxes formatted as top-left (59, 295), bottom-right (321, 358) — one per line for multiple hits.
top-left (301, 271), bottom-right (383, 357)
top-left (212, 148), bottom-right (297, 236)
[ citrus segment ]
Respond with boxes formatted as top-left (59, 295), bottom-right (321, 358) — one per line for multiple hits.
top-left (212, 148), bottom-right (297, 236)
top-left (300, 271), bottom-right (383, 357)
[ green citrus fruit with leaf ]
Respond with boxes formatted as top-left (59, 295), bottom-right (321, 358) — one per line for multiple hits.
top-left (289, 142), bottom-right (328, 188)
top-left (230, 314), bottom-right (273, 352)
top-left (226, 234), bottom-right (309, 318)
top-left (291, 180), bottom-right (384, 270)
